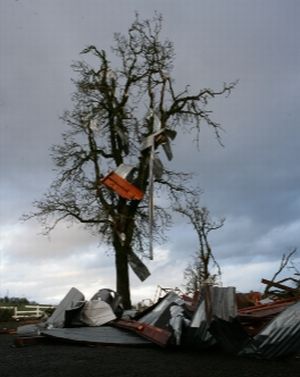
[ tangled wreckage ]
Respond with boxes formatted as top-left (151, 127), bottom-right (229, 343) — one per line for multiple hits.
top-left (14, 280), bottom-right (300, 359)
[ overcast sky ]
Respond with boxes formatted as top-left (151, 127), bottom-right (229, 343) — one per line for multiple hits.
top-left (1, 0), bottom-right (300, 304)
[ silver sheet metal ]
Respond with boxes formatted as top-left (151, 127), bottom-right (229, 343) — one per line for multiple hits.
top-left (169, 305), bottom-right (185, 345)
top-left (148, 140), bottom-right (155, 260)
top-left (91, 288), bottom-right (122, 313)
top-left (189, 300), bottom-right (214, 346)
top-left (206, 291), bottom-right (300, 358)
top-left (138, 292), bottom-right (184, 326)
top-left (211, 286), bottom-right (237, 320)
top-left (47, 287), bottom-right (85, 328)
top-left (137, 292), bottom-right (186, 345)
top-left (42, 326), bottom-right (151, 346)
top-left (128, 250), bottom-right (151, 281)
top-left (189, 286), bottom-right (237, 346)
top-left (153, 156), bottom-right (164, 179)
top-left (191, 286), bottom-right (237, 327)
top-left (114, 164), bottom-right (135, 179)
top-left (79, 300), bottom-right (116, 326)
top-left (240, 300), bottom-right (300, 359)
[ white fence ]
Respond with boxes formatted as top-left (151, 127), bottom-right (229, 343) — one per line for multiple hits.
top-left (0, 305), bottom-right (56, 319)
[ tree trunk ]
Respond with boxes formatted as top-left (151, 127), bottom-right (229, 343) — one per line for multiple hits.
top-left (114, 238), bottom-right (132, 309)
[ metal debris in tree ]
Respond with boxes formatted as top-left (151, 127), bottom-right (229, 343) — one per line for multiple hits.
top-left (142, 113), bottom-right (177, 259)
top-left (101, 164), bottom-right (144, 201)
top-left (128, 250), bottom-right (151, 282)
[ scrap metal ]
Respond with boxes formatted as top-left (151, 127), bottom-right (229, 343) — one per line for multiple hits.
top-left (13, 283), bottom-right (300, 359)
top-left (128, 250), bottom-right (151, 282)
top-left (239, 301), bottom-right (300, 359)
top-left (101, 164), bottom-right (144, 201)
top-left (41, 326), bottom-right (151, 346)
top-left (113, 319), bottom-right (172, 347)
top-left (141, 113), bottom-right (177, 260)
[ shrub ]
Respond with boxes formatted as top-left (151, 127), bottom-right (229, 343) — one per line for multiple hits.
top-left (0, 308), bottom-right (14, 322)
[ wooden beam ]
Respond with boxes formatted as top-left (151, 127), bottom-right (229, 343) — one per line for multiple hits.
top-left (261, 278), bottom-right (295, 292)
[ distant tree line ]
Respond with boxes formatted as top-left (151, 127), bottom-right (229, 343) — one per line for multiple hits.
top-left (0, 296), bottom-right (38, 321)
top-left (0, 296), bottom-right (37, 306)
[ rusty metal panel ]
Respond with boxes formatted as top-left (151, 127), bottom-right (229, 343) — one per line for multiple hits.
top-left (113, 319), bottom-right (171, 347)
top-left (238, 297), bottom-right (297, 319)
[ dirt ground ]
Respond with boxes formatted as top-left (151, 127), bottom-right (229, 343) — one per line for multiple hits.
top-left (1, 328), bottom-right (300, 377)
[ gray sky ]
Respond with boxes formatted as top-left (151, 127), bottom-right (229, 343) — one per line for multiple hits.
top-left (1, 0), bottom-right (300, 304)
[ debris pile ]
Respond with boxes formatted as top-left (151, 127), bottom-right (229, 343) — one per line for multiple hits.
top-left (12, 280), bottom-right (300, 359)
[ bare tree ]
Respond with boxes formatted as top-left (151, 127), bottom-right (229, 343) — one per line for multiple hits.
top-left (288, 256), bottom-right (300, 288)
top-left (263, 247), bottom-right (299, 296)
top-left (24, 13), bottom-right (236, 308)
top-left (177, 199), bottom-right (224, 293)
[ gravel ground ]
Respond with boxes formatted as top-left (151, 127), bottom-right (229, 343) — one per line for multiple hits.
top-left (1, 331), bottom-right (300, 377)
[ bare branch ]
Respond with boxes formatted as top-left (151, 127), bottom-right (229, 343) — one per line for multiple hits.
top-left (264, 248), bottom-right (298, 296)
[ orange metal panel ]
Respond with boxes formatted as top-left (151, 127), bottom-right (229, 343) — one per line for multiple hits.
top-left (101, 172), bottom-right (144, 201)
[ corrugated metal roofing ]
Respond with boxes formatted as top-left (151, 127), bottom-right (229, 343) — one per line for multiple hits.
top-left (47, 287), bottom-right (84, 328)
top-left (187, 286), bottom-right (237, 346)
top-left (42, 326), bottom-right (152, 346)
top-left (250, 301), bottom-right (300, 358)
top-left (138, 292), bottom-right (184, 327)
